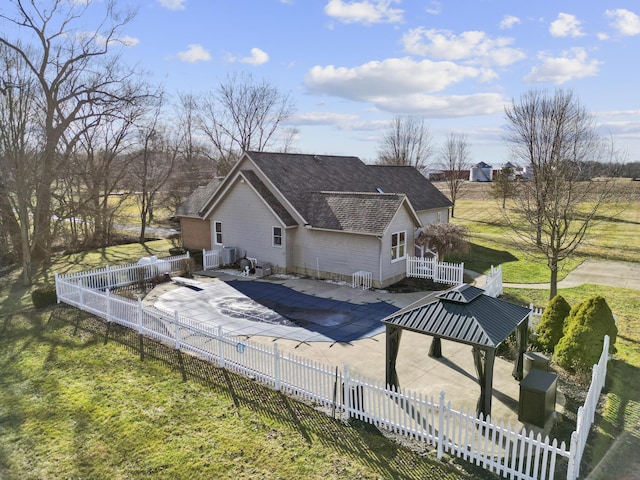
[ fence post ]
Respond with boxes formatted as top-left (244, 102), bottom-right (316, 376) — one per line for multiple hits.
top-left (342, 364), bottom-right (351, 422)
top-left (437, 390), bottom-right (445, 459)
top-left (174, 311), bottom-right (180, 350)
top-left (55, 273), bottom-right (60, 303)
top-left (137, 297), bottom-right (143, 334)
top-left (274, 342), bottom-right (281, 391)
top-left (217, 325), bottom-right (225, 369)
top-left (566, 431), bottom-right (579, 480)
top-left (106, 288), bottom-right (111, 322)
top-left (106, 264), bottom-right (111, 289)
top-left (459, 261), bottom-right (464, 285)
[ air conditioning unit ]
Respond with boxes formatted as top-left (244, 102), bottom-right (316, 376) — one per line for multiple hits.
top-left (221, 246), bottom-right (236, 265)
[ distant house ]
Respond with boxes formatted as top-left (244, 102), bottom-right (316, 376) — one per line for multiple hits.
top-left (176, 151), bottom-right (453, 288)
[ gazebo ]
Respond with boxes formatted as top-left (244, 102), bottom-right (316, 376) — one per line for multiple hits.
top-left (383, 284), bottom-right (531, 418)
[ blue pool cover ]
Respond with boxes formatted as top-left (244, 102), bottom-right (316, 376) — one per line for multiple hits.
top-left (226, 280), bottom-right (399, 342)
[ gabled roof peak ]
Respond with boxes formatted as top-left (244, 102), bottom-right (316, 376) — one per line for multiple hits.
top-left (436, 284), bottom-right (485, 304)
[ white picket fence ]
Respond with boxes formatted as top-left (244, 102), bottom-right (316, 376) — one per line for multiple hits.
top-left (55, 253), bottom-right (191, 291)
top-left (202, 249), bottom-right (220, 270)
top-left (406, 256), bottom-right (464, 285)
top-left (484, 264), bottom-right (503, 298)
top-left (54, 260), bottom-right (612, 480)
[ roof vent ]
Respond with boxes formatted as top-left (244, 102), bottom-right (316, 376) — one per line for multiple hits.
top-left (376, 187), bottom-right (384, 193)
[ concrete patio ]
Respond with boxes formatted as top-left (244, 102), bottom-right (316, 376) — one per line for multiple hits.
top-left (147, 272), bottom-right (566, 433)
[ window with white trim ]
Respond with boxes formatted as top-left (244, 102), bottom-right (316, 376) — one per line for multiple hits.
top-left (391, 231), bottom-right (406, 261)
top-left (437, 211), bottom-right (442, 223)
top-left (273, 226), bottom-right (282, 247)
top-left (213, 221), bottom-right (223, 245)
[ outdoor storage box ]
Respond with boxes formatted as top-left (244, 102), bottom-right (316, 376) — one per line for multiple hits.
top-left (523, 352), bottom-right (550, 377)
top-left (518, 369), bottom-right (557, 428)
top-left (255, 262), bottom-right (272, 277)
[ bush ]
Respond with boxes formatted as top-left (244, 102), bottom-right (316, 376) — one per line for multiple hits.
top-left (536, 295), bottom-right (571, 352)
top-left (32, 285), bottom-right (58, 309)
top-left (554, 295), bottom-right (617, 371)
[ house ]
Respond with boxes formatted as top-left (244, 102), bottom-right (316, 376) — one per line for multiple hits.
top-left (176, 151), bottom-right (453, 288)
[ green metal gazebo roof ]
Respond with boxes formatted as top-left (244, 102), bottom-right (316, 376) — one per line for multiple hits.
top-left (382, 284), bottom-right (530, 349)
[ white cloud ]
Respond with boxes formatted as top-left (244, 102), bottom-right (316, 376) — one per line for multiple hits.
top-left (177, 44), bottom-right (211, 63)
top-left (306, 57), bottom-right (481, 99)
top-left (549, 13), bottom-right (584, 38)
top-left (119, 35), bottom-right (139, 47)
top-left (240, 48), bottom-right (269, 66)
top-left (292, 111), bottom-right (361, 127)
top-left (425, 1), bottom-right (441, 15)
top-left (77, 31), bottom-right (139, 47)
top-left (324, 0), bottom-right (403, 25)
top-left (402, 28), bottom-right (526, 67)
top-left (158, 0), bottom-right (187, 10)
top-left (371, 93), bottom-right (505, 117)
top-left (597, 32), bottom-right (609, 41)
top-left (606, 9), bottom-right (640, 36)
top-left (524, 48), bottom-right (601, 84)
top-left (500, 15), bottom-right (520, 30)
top-left (304, 57), bottom-right (505, 116)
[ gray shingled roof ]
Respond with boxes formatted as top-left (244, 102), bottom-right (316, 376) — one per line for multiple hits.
top-left (241, 170), bottom-right (298, 227)
top-left (382, 284), bottom-right (530, 348)
top-left (246, 151), bottom-right (452, 221)
top-left (306, 192), bottom-right (406, 235)
top-left (176, 177), bottom-right (223, 217)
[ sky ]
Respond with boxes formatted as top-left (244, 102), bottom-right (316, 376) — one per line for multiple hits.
top-left (7, 0), bottom-right (640, 165)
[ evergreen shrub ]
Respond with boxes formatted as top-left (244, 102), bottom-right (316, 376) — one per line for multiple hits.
top-left (554, 296), bottom-right (617, 371)
top-left (536, 295), bottom-right (571, 352)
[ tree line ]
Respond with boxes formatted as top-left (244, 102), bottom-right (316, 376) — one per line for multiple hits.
top-left (0, 0), bottom-right (295, 285)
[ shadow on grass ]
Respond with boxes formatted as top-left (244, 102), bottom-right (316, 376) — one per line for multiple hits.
top-left (449, 243), bottom-right (519, 274)
top-left (578, 359), bottom-right (640, 479)
top-left (45, 306), bottom-right (500, 480)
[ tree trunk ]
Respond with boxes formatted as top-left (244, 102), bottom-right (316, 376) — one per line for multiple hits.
top-left (549, 258), bottom-right (558, 300)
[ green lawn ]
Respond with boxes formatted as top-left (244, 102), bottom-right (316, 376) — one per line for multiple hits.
top-left (0, 306), bottom-right (496, 479)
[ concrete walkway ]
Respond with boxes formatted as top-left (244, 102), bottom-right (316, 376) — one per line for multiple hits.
top-left (471, 260), bottom-right (640, 291)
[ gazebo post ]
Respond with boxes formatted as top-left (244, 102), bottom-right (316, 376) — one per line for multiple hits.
top-left (512, 321), bottom-right (528, 380)
top-left (385, 325), bottom-right (402, 389)
top-left (428, 337), bottom-right (442, 358)
top-left (484, 348), bottom-right (495, 418)
top-left (473, 346), bottom-right (496, 419)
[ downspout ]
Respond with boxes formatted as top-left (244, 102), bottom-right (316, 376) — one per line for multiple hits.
top-left (378, 236), bottom-right (383, 288)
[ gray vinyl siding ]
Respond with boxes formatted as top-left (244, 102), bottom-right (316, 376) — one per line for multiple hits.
top-left (208, 178), bottom-right (287, 269)
top-left (418, 207), bottom-right (450, 226)
top-left (289, 227), bottom-right (381, 282)
top-left (379, 206), bottom-right (417, 286)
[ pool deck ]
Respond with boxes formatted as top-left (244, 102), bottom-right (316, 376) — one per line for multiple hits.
top-left (147, 272), bottom-right (566, 434)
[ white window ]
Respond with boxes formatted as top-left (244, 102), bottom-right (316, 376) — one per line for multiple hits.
top-left (213, 221), bottom-right (223, 245)
top-left (273, 226), bottom-right (282, 247)
top-left (437, 211), bottom-right (442, 223)
top-left (391, 231), bottom-right (406, 262)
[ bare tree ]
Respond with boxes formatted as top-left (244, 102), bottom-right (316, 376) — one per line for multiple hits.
top-left (376, 115), bottom-right (433, 170)
top-left (491, 165), bottom-right (518, 208)
top-left (197, 72), bottom-right (296, 176)
top-left (0, 44), bottom-right (39, 284)
top-left (504, 89), bottom-right (621, 299)
top-left (62, 100), bottom-right (144, 248)
top-left (438, 133), bottom-right (471, 218)
top-left (0, 0), bottom-right (140, 263)
top-left (129, 99), bottom-right (179, 243)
